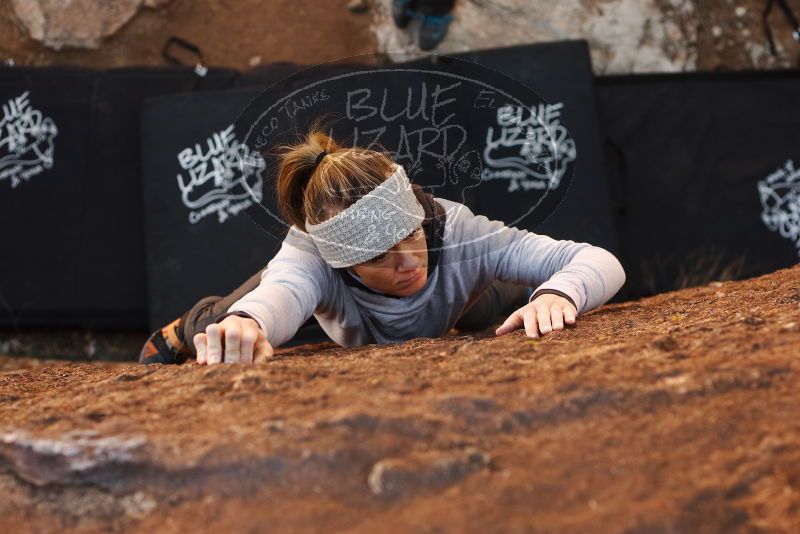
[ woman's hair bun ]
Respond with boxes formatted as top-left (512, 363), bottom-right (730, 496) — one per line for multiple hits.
top-left (273, 118), bottom-right (396, 232)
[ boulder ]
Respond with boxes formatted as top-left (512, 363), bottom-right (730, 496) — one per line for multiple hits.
top-left (11, 0), bottom-right (171, 50)
top-left (1, 265), bottom-right (800, 530)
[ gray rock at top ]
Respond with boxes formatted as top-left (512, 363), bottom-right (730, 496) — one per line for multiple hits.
top-left (11, 0), bottom-right (171, 50)
top-left (371, 0), bottom-right (697, 74)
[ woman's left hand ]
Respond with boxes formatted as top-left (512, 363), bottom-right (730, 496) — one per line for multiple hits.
top-left (495, 293), bottom-right (577, 338)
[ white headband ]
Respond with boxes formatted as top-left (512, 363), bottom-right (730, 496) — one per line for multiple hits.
top-left (305, 163), bottom-right (425, 268)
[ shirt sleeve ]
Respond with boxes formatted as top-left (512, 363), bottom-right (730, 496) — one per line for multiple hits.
top-left (224, 227), bottom-right (334, 347)
top-left (448, 201), bottom-right (626, 315)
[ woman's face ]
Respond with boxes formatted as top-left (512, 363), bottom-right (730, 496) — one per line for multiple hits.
top-left (347, 225), bottom-right (428, 297)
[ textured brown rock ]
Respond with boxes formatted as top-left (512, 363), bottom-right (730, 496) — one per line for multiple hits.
top-left (2, 0), bottom-right (794, 72)
top-left (0, 0), bottom-right (378, 86)
top-left (2, 265), bottom-right (800, 531)
top-left (367, 448), bottom-right (490, 498)
top-left (10, 0), bottom-right (171, 50)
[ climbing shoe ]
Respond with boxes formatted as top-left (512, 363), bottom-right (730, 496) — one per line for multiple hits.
top-left (392, 0), bottom-right (417, 28)
top-left (139, 317), bottom-right (191, 365)
top-left (418, 12), bottom-right (454, 51)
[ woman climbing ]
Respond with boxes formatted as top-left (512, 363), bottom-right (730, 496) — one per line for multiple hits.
top-left (139, 127), bottom-right (626, 365)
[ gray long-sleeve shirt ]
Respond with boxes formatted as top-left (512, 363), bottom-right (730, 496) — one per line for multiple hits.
top-left (226, 197), bottom-right (626, 348)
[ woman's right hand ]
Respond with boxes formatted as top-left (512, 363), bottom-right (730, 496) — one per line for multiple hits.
top-left (193, 315), bottom-right (274, 365)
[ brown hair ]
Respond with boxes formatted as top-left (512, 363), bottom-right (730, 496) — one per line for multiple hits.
top-left (273, 119), bottom-right (396, 232)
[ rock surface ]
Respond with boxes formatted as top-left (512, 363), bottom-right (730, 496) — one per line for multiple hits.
top-left (10, 0), bottom-right (171, 50)
top-left (372, 0), bottom-right (799, 73)
top-left (2, 265), bottom-right (800, 532)
top-left (5, 0), bottom-right (797, 72)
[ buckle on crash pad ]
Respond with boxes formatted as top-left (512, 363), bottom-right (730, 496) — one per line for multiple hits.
top-left (162, 36), bottom-right (209, 78)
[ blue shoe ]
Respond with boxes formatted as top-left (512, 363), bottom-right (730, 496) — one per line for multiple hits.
top-left (392, 0), bottom-right (417, 29)
top-left (418, 12), bottom-right (454, 51)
